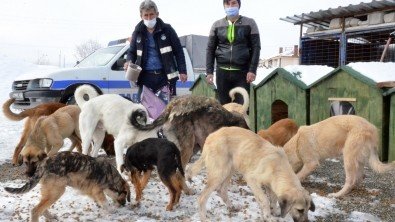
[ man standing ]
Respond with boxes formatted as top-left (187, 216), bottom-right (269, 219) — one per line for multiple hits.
top-left (126, 0), bottom-right (187, 99)
top-left (206, 0), bottom-right (260, 105)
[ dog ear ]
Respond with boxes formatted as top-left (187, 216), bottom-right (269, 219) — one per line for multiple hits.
top-left (38, 153), bottom-right (47, 161)
top-left (309, 200), bottom-right (316, 212)
top-left (279, 196), bottom-right (293, 218)
top-left (303, 189), bottom-right (315, 212)
top-left (17, 154), bottom-right (23, 166)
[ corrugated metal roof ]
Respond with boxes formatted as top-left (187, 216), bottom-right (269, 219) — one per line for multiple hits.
top-left (280, 0), bottom-right (395, 28)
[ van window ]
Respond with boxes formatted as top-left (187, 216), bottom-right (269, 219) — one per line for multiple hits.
top-left (77, 46), bottom-right (124, 67)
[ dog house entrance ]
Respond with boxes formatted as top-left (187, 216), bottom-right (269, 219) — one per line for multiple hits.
top-left (329, 98), bottom-right (356, 116)
top-left (271, 100), bottom-right (288, 124)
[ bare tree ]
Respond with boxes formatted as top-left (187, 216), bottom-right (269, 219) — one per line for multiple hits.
top-left (74, 39), bottom-right (102, 61)
top-left (35, 53), bottom-right (50, 65)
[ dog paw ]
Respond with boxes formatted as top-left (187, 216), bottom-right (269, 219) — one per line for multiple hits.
top-left (130, 201), bottom-right (141, 209)
top-left (104, 205), bottom-right (116, 214)
top-left (44, 211), bottom-right (58, 221)
top-left (328, 192), bottom-right (340, 198)
top-left (183, 187), bottom-right (196, 195)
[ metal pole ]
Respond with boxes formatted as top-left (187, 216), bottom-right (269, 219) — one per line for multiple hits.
top-left (339, 17), bottom-right (346, 66)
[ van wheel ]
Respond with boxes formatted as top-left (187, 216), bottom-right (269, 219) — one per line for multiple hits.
top-left (66, 95), bottom-right (76, 105)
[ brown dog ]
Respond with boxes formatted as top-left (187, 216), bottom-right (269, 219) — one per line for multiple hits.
top-left (5, 151), bottom-right (130, 222)
top-left (257, 118), bottom-right (299, 146)
top-left (186, 127), bottom-right (315, 222)
top-left (129, 95), bottom-right (249, 194)
top-left (2, 98), bottom-right (66, 165)
top-left (222, 87), bottom-right (249, 127)
top-left (283, 115), bottom-right (395, 197)
top-left (19, 105), bottom-right (82, 176)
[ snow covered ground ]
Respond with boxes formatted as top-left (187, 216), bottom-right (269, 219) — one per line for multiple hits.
top-left (0, 56), bottom-right (392, 221)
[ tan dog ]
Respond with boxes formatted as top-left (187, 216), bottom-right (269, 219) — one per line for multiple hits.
top-left (283, 115), bottom-right (395, 197)
top-left (257, 118), bottom-right (299, 146)
top-left (222, 87), bottom-right (249, 127)
top-left (2, 98), bottom-right (66, 165)
top-left (186, 127), bottom-right (315, 222)
top-left (6, 152), bottom-right (130, 222)
top-left (19, 105), bottom-right (82, 176)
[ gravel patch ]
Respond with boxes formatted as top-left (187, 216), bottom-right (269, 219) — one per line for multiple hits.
top-left (0, 155), bottom-right (394, 221)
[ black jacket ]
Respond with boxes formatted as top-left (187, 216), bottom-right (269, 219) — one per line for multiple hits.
top-left (127, 18), bottom-right (187, 80)
top-left (206, 16), bottom-right (261, 74)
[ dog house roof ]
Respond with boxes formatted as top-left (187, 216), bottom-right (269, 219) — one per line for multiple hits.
top-left (310, 62), bottom-right (395, 90)
top-left (253, 65), bottom-right (334, 90)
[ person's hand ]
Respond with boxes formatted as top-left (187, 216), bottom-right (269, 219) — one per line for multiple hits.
top-left (206, 74), bottom-right (214, 85)
top-left (123, 61), bottom-right (130, 71)
top-left (246, 72), bottom-right (256, 83)
top-left (179, 73), bottom-right (187, 83)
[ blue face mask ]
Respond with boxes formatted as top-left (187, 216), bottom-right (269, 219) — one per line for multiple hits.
top-left (225, 7), bottom-right (239, 17)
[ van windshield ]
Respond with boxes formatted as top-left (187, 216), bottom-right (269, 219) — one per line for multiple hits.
top-left (76, 46), bottom-right (124, 67)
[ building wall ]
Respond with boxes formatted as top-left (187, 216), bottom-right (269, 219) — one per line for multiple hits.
top-left (309, 70), bottom-right (385, 159)
top-left (389, 93), bottom-right (395, 161)
top-left (253, 74), bottom-right (307, 132)
top-left (264, 57), bottom-right (299, 68)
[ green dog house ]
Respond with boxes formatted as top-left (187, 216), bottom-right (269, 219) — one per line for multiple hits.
top-left (189, 74), bottom-right (217, 99)
top-left (251, 66), bottom-right (333, 132)
top-left (309, 63), bottom-right (395, 161)
top-left (384, 87), bottom-right (395, 161)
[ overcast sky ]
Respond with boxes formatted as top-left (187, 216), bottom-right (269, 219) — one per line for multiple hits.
top-left (0, 0), bottom-right (372, 66)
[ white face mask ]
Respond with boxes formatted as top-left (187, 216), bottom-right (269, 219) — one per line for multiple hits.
top-left (143, 18), bottom-right (157, 29)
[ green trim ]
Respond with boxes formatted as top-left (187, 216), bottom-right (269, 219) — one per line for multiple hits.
top-left (253, 68), bottom-right (308, 90)
top-left (189, 74), bottom-right (217, 91)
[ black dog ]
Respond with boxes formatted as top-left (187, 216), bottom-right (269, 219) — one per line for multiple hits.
top-left (122, 138), bottom-right (184, 211)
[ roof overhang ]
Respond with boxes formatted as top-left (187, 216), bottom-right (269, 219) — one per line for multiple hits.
top-left (280, 0), bottom-right (395, 29)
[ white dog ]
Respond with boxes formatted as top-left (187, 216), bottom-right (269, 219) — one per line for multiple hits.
top-left (75, 84), bottom-right (154, 172)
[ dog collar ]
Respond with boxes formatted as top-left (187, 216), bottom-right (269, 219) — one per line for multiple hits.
top-left (157, 128), bottom-right (167, 139)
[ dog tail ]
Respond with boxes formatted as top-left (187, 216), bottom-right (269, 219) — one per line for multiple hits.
top-left (2, 98), bottom-right (32, 121)
top-left (130, 107), bottom-right (169, 130)
top-left (369, 148), bottom-right (395, 173)
top-left (366, 127), bottom-right (395, 173)
top-left (173, 146), bottom-right (185, 177)
top-left (229, 87), bottom-right (249, 113)
top-left (74, 84), bottom-right (99, 108)
top-left (4, 165), bottom-right (44, 194)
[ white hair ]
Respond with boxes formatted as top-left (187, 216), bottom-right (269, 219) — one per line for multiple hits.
top-left (139, 0), bottom-right (158, 14)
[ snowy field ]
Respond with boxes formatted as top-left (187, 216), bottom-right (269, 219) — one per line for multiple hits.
top-left (0, 56), bottom-right (393, 221)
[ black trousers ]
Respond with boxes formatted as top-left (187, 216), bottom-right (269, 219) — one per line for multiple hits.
top-left (216, 68), bottom-right (250, 105)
